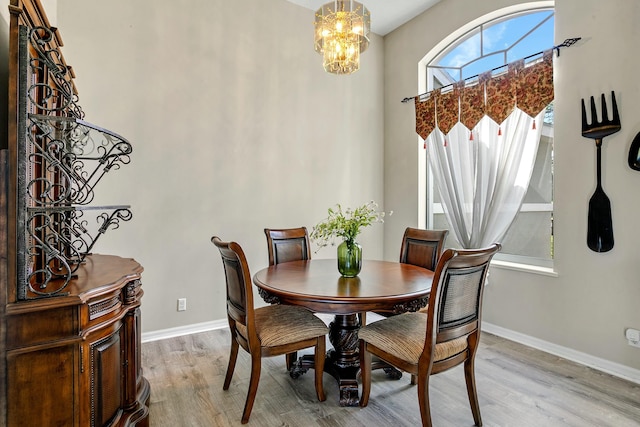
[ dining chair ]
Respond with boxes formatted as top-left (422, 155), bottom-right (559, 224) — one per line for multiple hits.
top-left (359, 243), bottom-right (501, 427)
top-left (264, 226), bottom-right (311, 266)
top-left (264, 227), bottom-right (313, 370)
top-left (373, 227), bottom-right (449, 318)
top-left (212, 236), bottom-right (328, 424)
top-left (367, 228), bottom-right (450, 378)
top-left (399, 227), bottom-right (449, 272)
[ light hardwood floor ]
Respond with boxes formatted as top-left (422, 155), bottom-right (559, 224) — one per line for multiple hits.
top-left (142, 324), bottom-right (640, 426)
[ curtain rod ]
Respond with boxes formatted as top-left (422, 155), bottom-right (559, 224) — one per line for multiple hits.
top-left (400, 37), bottom-right (581, 103)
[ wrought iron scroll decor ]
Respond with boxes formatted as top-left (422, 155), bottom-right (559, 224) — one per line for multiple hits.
top-left (17, 26), bottom-right (133, 299)
top-left (27, 115), bottom-right (133, 206)
top-left (26, 26), bottom-right (84, 118)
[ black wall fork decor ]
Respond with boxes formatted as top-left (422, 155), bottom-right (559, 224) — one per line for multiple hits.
top-left (581, 91), bottom-right (621, 253)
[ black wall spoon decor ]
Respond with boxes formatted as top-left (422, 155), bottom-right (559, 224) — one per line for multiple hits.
top-left (581, 91), bottom-right (621, 253)
top-left (629, 131), bottom-right (640, 171)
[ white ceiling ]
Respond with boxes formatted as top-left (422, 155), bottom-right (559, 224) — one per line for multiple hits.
top-left (285, 0), bottom-right (441, 36)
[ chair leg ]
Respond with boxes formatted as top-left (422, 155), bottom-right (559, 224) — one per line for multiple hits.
top-left (416, 369), bottom-right (432, 427)
top-left (286, 351), bottom-right (298, 370)
top-left (223, 339), bottom-right (239, 390)
top-left (314, 337), bottom-right (326, 402)
top-left (241, 352), bottom-right (262, 424)
top-left (464, 358), bottom-right (483, 426)
top-left (359, 340), bottom-right (372, 407)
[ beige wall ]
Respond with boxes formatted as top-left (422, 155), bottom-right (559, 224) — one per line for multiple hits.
top-left (56, 0), bottom-right (385, 332)
top-left (384, 0), bottom-right (640, 375)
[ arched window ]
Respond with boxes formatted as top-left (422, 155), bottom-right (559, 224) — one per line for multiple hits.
top-left (420, 5), bottom-right (555, 267)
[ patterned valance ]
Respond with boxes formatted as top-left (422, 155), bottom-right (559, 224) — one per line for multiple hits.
top-left (415, 49), bottom-right (554, 139)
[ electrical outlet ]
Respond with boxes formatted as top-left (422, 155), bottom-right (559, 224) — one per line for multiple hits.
top-left (177, 298), bottom-right (187, 311)
top-left (625, 328), bottom-right (640, 348)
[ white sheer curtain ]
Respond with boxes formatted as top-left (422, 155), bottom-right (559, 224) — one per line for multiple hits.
top-left (426, 109), bottom-right (544, 249)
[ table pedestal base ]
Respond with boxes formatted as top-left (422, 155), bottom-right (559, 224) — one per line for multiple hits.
top-left (288, 313), bottom-right (361, 405)
top-left (289, 349), bottom-right (362, 406)
top-left (326, 313), bottom-right (361, 406)
top-left (325, 349), bottom-right (360, 406)
top-left (288, 313), bottom-right (401, 406)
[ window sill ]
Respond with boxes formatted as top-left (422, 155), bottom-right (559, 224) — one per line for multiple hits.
top-left (490, 259), bottom-right (558, 277)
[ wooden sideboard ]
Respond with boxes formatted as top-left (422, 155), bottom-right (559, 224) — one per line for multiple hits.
top-left (1, 1), bottom-right (150, 425)
top-left (4, 255), bottom-right (149, 426)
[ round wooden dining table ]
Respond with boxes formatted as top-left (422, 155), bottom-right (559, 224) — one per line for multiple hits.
top-left (252, 259), bottom-right (434, 406)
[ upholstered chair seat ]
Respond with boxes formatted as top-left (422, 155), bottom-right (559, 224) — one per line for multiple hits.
top-left (359, 312), bottom-right (469, 365)
top-left (236, 304), bottom-right (329, 348)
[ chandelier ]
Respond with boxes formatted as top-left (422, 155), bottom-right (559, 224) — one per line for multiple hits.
top-left (314, 0), bottom-right (371, 75)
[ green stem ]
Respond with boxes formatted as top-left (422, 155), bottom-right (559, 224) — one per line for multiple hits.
top-left (345, 239), bottom-right (355, 251)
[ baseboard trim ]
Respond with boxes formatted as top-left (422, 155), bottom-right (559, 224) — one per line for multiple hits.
top-left (483, 322), bottom-right (640, 385)
top-left (141, 319), bottom-right (228, 343)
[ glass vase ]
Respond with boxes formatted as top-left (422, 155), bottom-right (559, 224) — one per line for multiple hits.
top-left (337, 240), bottom-right (362, 277)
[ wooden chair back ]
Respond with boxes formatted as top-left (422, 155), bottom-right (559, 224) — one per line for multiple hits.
top-left (422, 243), bottom-right (501, 371)
top-left (264, 227), bottom-right (311, 265)
top-left (399, 227), bottom-right (449, 271)
top-left (212, 236), bottom-right (257, 351)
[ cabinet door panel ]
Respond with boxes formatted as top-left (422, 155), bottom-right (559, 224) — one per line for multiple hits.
top-left (7, 345), bottom-right (76, 426)
top-left (91, 331), bottom-right (123, 426)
